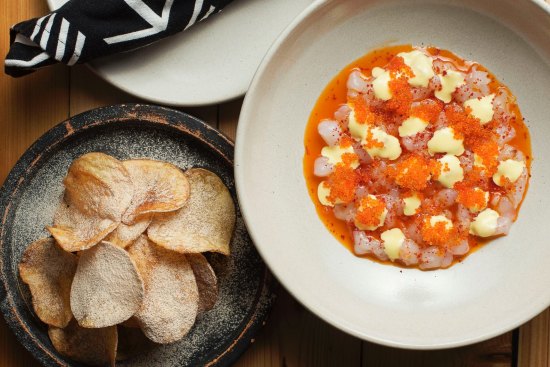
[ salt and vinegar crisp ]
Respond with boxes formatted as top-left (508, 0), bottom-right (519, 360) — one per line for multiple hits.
top-left (70, 241), bottom-right (145, 328)
top-left (17, 153), bottom-right (235, 366)
top-left (147, 168), bottom-right (235, 255)
top-left (121, 159), bottom-right (190, 224)
top-left (48, 153), bottom-right (133, 252)
top-left (127, 236), bottom-right (199, 344)
top-left (18, 238), bottom-right (77, 328)
top-left (187, 253), bottom-right (219, 313)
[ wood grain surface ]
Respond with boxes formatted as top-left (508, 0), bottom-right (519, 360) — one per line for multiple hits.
top-left (1, 0), bottom-right (549, 366)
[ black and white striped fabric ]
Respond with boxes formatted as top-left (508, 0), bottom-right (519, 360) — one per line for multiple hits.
top-left (5, 0), bottom-right (233, 77)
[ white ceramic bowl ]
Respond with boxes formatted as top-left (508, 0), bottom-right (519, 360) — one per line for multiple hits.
top-left (236, 0), bottom-right (550, 349)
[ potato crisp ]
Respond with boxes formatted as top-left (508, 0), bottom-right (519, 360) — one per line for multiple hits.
top-left (18, 152), bottom-right (236, 366)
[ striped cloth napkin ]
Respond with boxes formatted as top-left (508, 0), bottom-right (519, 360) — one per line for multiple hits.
top-left (5, 0), bottom-right (233, 77)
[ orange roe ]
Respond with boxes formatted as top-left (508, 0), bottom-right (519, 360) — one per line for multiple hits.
top-left (341, 152), bottom-right (359, 167)
top-left (420, 217), bottom-right (458, 246)
top-left (355, 195), bottom-right (386, 229)
top-left (390, 155), bottom-right (432, 190)
top-left (384, 77), bottom-right (413, 117)
top-left (409, 99), bottom-right (443, 122)
top-left (472, 140), bottom-right (499, 175)
top-left (339, 135), bottom-right (354, 148)
top-left (327, 163), bottom-right (358, 204)
top-left (456, 186), bottom-right (487, 211)
top-left (364, 129), bottom-right (384, 150)
top-left (349, 96), bottom-right (376, 125)
top-left (446, 105), bottom-right (496, 152)
top-left (386, 56), bottom-right (414, 79)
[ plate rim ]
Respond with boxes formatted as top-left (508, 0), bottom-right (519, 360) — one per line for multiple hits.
top-left (235, 0), bottom-right (550, 350)
top-left (0, 103), bottom-right (274, 366)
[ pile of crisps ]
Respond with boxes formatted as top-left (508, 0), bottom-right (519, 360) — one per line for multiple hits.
top-left (18, 153), bottom-right (236, 366)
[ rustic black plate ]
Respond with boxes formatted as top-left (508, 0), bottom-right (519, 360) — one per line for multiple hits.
top-left (0, 104), bottom-right (274, 367)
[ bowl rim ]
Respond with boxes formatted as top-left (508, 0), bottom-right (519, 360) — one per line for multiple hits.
top-left (235, 0), bottom-right (550, 349)
top-left (0, 103), bottom-right (275, 366)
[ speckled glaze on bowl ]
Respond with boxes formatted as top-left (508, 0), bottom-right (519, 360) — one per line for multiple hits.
top-left (236, 0), bottom-right (550, 349)
top-left (0, 104), bottom-right (274, 366)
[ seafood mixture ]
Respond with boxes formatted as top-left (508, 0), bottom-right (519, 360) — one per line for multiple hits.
top-left (304, 45), bottom-right (530, 270)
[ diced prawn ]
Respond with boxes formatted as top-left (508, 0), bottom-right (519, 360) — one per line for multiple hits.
top-left (433, 111), bottom-right (448, 130)
top-left (456, 204), bottom-right (471, 233)
top-left (495, 195), bottom-right (514, 218)
top-left (355, 185), bottom-right (369, 199)
top-left (383, 191), bottom-right (402, 228)
top-left (499, 144), bottom-right (525, 162)
top-left (353, 231), bottom-right (379, 255)
top-left (401, 131), bottom-right (431, 152)
top-left (496, 122), bottom-right (516, 145)
top-left (450, 239), bottom-right (469, 255)
top-left (372, 244), bottom-right (390, 261)
top-left (334, 104), bottom-right (351, 124)
top-left (405, 221), bottom-right (424, 244)
top-left (353, 231), bottom-right (388, 261)
top-left (314, 156), bottom-right (334, 177)
top-left (493, 87), bottom-right (513, 123)
top-left (440, 251), bottom-right (454, 268)
top-left (432, 59), bottom-right (457, 74)
top-left (507, 169), bottom-right (527, 208)
top-left (494, 215), bottom-right (513, 235)
top-left (459, 150), bottom-right (474, 173)
top-left (353, 142), bottom-right (372, 164)
top-left (454, 66), bottom-right (490, 103)
top-left (429, 75), bottom-right (442, 94)
top-left (419, 246), bottom-right (444, 269)
top-left (434, 189), bottom-right (458, 208)
top-left (318, 119), bottom-right (342, 146)
top-left (399, 239), bottom-right (420, 265)
top-left (493, 191), bottom-right (516, 233)
top-left (411, 86), bottom-right (432, 101)
top-left (347, 69), bottom-right (369, 94)
top-left (334, 203), bottom-right (356, 222)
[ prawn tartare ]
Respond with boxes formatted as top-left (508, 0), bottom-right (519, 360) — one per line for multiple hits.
top-left (304, 45), bottom-right (531, 270)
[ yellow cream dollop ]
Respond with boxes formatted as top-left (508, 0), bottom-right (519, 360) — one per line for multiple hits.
top-left (464, 94), bottom-right (495, 124)
top-left (381, 228), bottom-right (406, 261)
top-left (372, 67), bottom-right (392, 101)
top-left (435, 70), bottom-right (465, 103)
top-left (365, 127), bottom-right (402, 160)
top-left (469, 208), bottom-right (499, 237)
top-left (403, 194), bottom-right (421, 216)
top-left (398, 116), bottom-right (429, 137)
top-left (492, 159), bottom-right (525, 186)
top-left (321, 145), bottom-right (359, 169)
top-left (427, 127), bottom-right (465, 156)
top-left (435, 154), bottom-right (464, 188)
top-left (397, 50), bottom-right (434, 88)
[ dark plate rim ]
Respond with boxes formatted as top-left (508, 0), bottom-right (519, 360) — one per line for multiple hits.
top-left (0, 103), bottom-right (274, 367)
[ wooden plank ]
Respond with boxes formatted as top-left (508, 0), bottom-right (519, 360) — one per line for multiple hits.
top-left (233, 288), bottom-right (362, 367)
top-left (0, 0), bottom-right (69, 366)
top-left (218, 97), bottom-right (244, 140)
top-left (362, 333), bottom-right (513, 367)
top-left (518, 309), bottom-right (550, 367)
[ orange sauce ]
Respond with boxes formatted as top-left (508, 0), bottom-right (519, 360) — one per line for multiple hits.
top-left (303, 45), bottom-right (531, 263)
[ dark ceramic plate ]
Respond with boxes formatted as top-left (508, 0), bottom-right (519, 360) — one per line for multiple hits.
top-left (0, 104), bottom-right (274, 367)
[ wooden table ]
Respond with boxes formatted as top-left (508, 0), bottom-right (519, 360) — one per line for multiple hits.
top-left (1, 1), bottom-right (549, 366)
